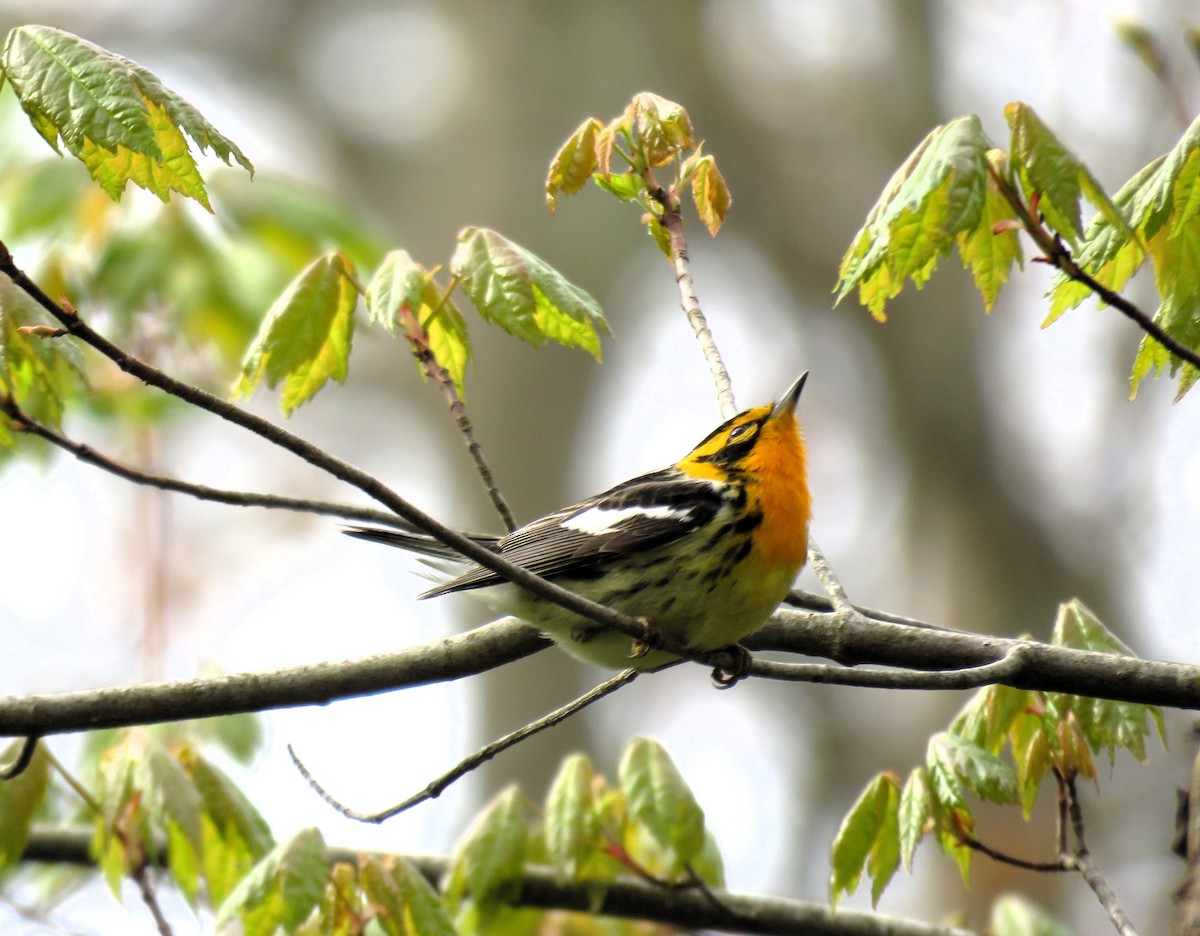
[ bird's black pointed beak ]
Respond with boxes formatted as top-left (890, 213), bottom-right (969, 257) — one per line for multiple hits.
top-left (770, 372), bottom-right (808, 420)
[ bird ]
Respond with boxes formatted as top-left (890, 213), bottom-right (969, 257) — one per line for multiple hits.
top-left (346, 373), bottom-right (811, 674)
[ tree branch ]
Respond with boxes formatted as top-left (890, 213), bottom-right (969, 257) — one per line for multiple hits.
top-left (987, 163), bottom-right (1200, 371)
top-left (19, 825), bottom-right (978, 936)
top-left (0, 619), bottom-right (549, 736)
top-left (398, 300), bottom-right (516, 532)
top-left (0, 241), bottom-right (675, 656)
top-left (0, 736), bottom-right (38, 780)
top-left (753, 608), bottom-right (1200, 709)
top-left (1060, 772), bottom-right (1139, 936)
top-left (0, 608), bottom-right (1196, 740)
top-left (290, 668), bottom-right (639, 822)
top-left (0, 396), bottom-right (410, 529)
top-left (646, 182), bottom-right (737, 418)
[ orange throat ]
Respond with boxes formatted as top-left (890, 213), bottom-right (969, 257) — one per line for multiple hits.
top-left (747, 413), bottom-right (811, 569)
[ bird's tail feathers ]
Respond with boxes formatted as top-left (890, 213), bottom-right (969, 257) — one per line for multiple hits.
top-left (342, 526), bottom-right (464, 559)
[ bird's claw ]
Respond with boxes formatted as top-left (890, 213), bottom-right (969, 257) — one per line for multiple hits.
top-left (711, 644), bottom-right (752, 689)
top-left (628, 616), bottom-right (659, 659)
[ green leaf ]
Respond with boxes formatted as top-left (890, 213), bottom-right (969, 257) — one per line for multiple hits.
top-left (990, 894), bottom-right (1075, 936)
top-left (233, 252), bottom-right (359, 416)
top-left (365, 250), bottom-right (472, 395)
top-left (543, 753), bottom-right (598, 881)
top-left (829, 772), bottom-right (900, 907)
top-left (2, 25), bottom-right (252, 208)
top-left (0, 740), bottom-right (50, 873)
top-left (361, 856), bottom-right (457, 936)
top-left (0, 289), bottom-right (87, 433)
top-left (451, 785), bottom-right (527, 909)
top-left (180, 747), bottom-right (274, 907)
top-left (592, 171), bottom-right (643, 203)
top-left (134, 737), bottom-right (205, 903)
top-left (897, 768), bottom-right (931, 873)
top-left (450, 227), bottom-right (609, 359)
top-left (1048, 599), bottom-right (1167, 764)
top-left (626, 92), bottom-right (695, 168)
top-left (836, 116), bottom-right (990, 320)
top-left (365, 250), bottom-right (429, 335)
top-left (618, 737), bottom-right (705, 872)
top-left (215, 827), bottom-right (328, 936)
top-left (691, 154), bottom-right (732, 236)
top-left (546, 117), bottom-right (602, 211)
top-left (1010, 707), bottom-right (1051, 817)
top-left (1046, 157), bottom-right (1158, 324)
top-left (955, 154), bottom-right (1023, 311)
top-left (951, 683), bottom-right (1032, 755)
top-left (928, 732), bottom-right (1018, 806)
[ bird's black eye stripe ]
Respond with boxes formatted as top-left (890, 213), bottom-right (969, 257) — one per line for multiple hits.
top-left (696, 418), bottom-right (763, 465)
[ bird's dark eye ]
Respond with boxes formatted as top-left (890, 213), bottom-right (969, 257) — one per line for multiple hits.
top-left (727, 422), bottom-right (757, 444)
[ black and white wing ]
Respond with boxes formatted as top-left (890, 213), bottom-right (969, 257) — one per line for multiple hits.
top-left (424, 467), bottom-right (726, 596)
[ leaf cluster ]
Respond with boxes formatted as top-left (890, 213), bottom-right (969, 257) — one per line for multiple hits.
top-left (836, 100), bottom-right (1200, 396)
top-left (0, 24), bottom-right (612, 441)
top-left (829, 600), bottom-right (1166, 907)
top-left (3, 732), bottom-right (723, 936)
top-left (546, 92), bottom-right (732, 250)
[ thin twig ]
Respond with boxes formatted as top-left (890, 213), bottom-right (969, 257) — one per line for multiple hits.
top-left (805, 536), bottom-right (852, 612)
top-left (987, 163), bottom-right (1200, 371)
top-left (399, 301), bottom-right (516, 532)
top-left (1061, 772), bottom-right (1139, 936)
top-left (645, 182), bottom-right (737, 419)
top-left (0, 395), bottom-right (414, 530)
top-left (957, 831), bottom-right (1070, 873)
top-left (0, 242), bottom-right (665, 654)
top-left (131, 866), bottom-right (175, 936)
top-left (0, 736), bottom-right (38, 780)
top-left (290, 668), bottom-right (638, 823)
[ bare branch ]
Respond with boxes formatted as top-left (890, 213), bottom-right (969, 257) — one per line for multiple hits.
top-left (749, 644), bottom-right (1032, 690)
top-left (753, 608), bottom-right (1200, 709)
top-left (958, 830), bottom-right (1070, 873)
top-left (290, 668), bottom-right (638, 822)
top-left (1060, 772), bottom-right (1139, 936)
top-left (645, 182), bottom-right (737, 419)
top-left (1, 608), bottom-right (1197, 740)
top-left (20, 825), bottom-right (978, 936)
top-left (0, 396), bottom-right (409, 529)
top-left (399, 299), bottom-right (516, 532)
top-left (0, 619), bottom-right (549, 736)
top-left (0, 736), bottom-right (38, 780)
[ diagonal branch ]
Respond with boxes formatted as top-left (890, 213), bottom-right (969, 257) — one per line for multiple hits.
top-left (1060, 772), bottom-right (1139, 936)
top-left (0, 396), bottom-right (410, 528)
top-left (0, 241), bottom-right (671, 656)
top-left (290, 668), bottom-right (639, 822)
top-left (645, 181), bottom-right (737, 419)
top-left (987, 162), bottom-right (1200, 371)
top-left (399, 298), bottom-right (516, 532)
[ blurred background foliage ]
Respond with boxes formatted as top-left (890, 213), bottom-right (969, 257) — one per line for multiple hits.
top-left (1, 1), bottom-right (1198, 933)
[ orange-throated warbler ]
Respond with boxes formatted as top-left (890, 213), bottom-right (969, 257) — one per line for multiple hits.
top-left (347, 373), bottom-right (811, 672)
